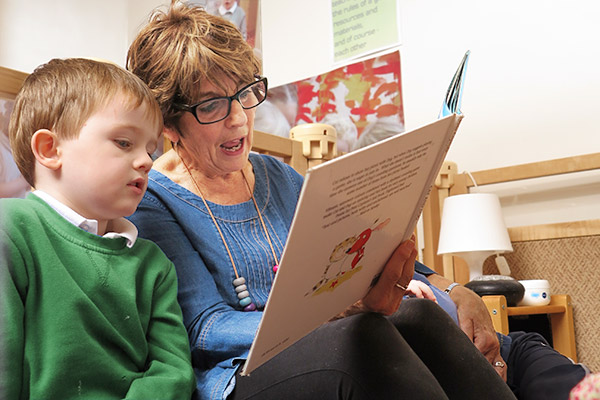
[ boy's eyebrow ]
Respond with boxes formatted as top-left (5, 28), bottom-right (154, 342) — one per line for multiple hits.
top-left (111, 123), bottom-right (160, 143)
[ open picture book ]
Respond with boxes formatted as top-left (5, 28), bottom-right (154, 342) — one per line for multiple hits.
top-left (241, 51), bottom-right (470, 375)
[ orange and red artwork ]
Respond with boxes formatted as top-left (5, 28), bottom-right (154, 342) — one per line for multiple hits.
top-left (292, 51), bottom-right (404, 152)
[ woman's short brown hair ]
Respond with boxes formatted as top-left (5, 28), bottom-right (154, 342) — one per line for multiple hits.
top-left (127, 0), bottom-right (261, 129)
top-left (9, 58), bottom-right (162, 186)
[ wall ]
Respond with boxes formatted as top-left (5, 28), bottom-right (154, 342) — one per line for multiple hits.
top-left (262, 0), bottom-right (600, 227)
top-left (127, 0), bottom-right (165, 48)
top-left (1, 0), bottom-right (598, 226)
top-left (0, 0), bottom-right (130, 71)
top-left (263, 0), bottom-right (600, 172)
top-left (3, 0), bottom-right (598, 172)
top-left (398, 0), bottom-right (600, 226)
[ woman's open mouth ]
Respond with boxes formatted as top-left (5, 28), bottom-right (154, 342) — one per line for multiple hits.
top-left (221, 138), bottom-right (244, 153)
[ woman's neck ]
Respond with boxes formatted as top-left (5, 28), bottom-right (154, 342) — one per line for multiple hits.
top-left (155, 149), bottom-right (254, 205)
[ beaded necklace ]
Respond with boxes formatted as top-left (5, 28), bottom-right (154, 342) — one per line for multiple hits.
top-left (178, 152), bottom-right (279, 311)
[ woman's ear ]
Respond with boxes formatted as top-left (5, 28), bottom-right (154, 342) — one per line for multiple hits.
top-left (163, 126), bottom-right (180, 145)
top-left (31, 129), bottom-right (62, 170)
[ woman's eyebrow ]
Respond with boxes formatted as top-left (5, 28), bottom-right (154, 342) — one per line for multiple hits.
top-left (197, 82), bottom-right (244, 100)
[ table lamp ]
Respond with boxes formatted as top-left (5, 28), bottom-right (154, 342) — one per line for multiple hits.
top-left (437, 193), bottom-right (513, 281)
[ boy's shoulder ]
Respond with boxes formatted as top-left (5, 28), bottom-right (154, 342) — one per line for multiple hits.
top-left (0, 195), bottom-right (48, 222)
top-left (0, 195), bottom-right (67, 246)
top-left (1, 195), bottom-right (173, 270)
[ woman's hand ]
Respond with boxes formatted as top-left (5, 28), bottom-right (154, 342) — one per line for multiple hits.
top-left (329, 236), bottom-right (416, 320)
top-left (360, 235), bottom-right (417, 315)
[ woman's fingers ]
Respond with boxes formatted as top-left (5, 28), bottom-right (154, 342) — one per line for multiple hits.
top-left (362, 236), bottom-right (417, 315)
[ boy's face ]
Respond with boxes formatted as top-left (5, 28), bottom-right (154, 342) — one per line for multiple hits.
top-left (54, 95), bottom-right (159, 223)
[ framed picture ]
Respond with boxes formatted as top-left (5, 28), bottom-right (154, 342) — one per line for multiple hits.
top-left (255, 51), bottom-right (404, 153)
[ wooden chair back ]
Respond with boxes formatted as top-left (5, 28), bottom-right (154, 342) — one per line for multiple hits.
top-left (422, 152), bottom-right (600, 371)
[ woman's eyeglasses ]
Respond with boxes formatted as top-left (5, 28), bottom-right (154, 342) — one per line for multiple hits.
top-left (176, 77), bottom-right (268, 124)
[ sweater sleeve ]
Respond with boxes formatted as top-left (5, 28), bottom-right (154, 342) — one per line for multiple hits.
top-left (125, 262), bottom-right (196, 400)
top-left (0, 228), bottom-right (27, 400)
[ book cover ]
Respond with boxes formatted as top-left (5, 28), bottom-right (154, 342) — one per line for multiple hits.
top-left (242, 113), bottom-right (463, 375)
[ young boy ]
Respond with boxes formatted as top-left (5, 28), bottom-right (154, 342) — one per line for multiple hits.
top-left (0, 58), bottom-right (195, 399)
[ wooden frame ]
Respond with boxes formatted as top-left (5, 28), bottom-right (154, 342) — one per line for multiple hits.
top-left (249, 130), bottom-right (308, 176)
top-left (422, 153), bottom-right (600, 281)
top-left (0, 65), bottom-right (28, 99)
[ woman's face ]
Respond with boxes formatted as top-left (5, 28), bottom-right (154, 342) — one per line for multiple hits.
top-left (175, 77), bottom-right (255, 177)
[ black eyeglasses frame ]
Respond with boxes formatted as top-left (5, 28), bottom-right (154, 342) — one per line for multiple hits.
top-left (175, 77), bottom-right (268, 125)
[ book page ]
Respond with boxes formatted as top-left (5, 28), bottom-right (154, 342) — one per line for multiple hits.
top-left (242, 113), bottom-right (462, 375)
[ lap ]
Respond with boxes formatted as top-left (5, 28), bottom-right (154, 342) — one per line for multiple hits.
top-left (231, 311), bottom-right (447, 400)
top-left (232, 299), bottom-right (517, 400)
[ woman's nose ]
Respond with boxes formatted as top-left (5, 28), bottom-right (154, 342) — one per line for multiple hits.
top-left (226, 99), bottom-right (248, 127)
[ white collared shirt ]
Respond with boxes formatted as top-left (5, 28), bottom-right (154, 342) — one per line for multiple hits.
top-left (33, 190), bottom-right (138, 248)
top-left (218, 2), bottom-right (237, 16)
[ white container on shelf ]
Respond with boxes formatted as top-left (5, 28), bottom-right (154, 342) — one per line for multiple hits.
top-left (518, 279), bottom-right (551, 306)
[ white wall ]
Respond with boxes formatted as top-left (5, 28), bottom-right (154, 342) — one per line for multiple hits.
top-left (127, 0), bottom-right (166, 48)
top-left (399, 0), bottom-right (600, 173)
top-left (5, 0), bottom-right (598, 171)
top-left (0, 0), bottom-right (131, 72)
top-left (1, 0), bottom-right (598, 226)
top-left (263, 0), bottom-right (600, 172)
top-left (262, 0), bottom-right (600, 227)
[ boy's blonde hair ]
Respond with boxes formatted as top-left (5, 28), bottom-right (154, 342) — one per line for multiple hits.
top-left (9, 58), bottom-right (163, 186)
top-left (127, 0), bottom-right (261, 131)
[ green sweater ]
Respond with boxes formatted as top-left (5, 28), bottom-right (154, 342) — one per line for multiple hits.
top-left (0, 195), bottom-right (195, 400)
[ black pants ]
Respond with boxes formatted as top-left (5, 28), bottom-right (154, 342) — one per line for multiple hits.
top-left (230, 299), bottom-right (516, 400)
top-left (506, 331), bottom-right (587, 400)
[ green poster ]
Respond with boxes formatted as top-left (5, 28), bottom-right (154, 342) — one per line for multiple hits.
top-left (332, 0), bottom-right (400, 62)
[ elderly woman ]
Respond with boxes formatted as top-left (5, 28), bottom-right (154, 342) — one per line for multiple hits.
top-left (127, 2), bottom-right (516, 399)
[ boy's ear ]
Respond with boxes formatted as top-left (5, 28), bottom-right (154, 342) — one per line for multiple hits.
top-left (31, 129), bottom-right (62, 170)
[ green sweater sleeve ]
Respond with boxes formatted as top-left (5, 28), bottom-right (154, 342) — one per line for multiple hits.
top-left (125, 263), bottom-right (196, 399)
top-left (1, 231), bottom-right (28, 400)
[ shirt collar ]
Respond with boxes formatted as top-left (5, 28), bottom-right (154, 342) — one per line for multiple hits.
top-left (33, 190), bottom-right (138, 248)
top-left (219, 2), bottom-right (237, 15)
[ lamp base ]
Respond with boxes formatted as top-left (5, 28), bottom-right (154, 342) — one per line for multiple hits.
top-left (453, 251), bottom-right (497, 281)
top-left (465, 275), bottom-right (525, 306)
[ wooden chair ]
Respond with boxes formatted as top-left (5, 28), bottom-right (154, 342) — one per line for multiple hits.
top-left (422, 153), bottom-right (600, 281)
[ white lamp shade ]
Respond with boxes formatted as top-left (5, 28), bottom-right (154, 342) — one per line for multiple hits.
top-left (437, 193), bottom-right (513, 255)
